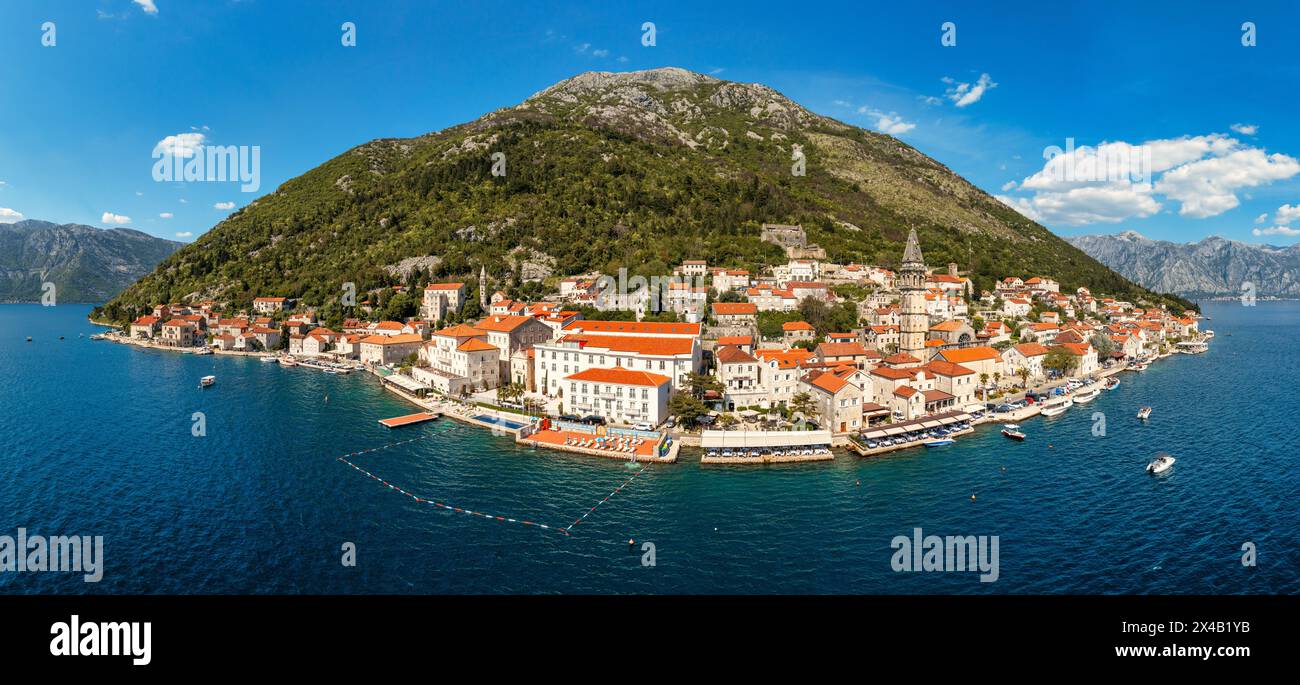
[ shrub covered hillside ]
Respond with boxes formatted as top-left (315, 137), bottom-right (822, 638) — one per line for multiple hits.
top-left (99, 67), bottom-right (1192, 323)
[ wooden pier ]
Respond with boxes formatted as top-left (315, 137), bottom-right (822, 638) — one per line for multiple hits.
top-left (377, 411), bottom-right (440, 428)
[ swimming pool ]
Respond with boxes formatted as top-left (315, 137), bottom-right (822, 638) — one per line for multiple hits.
top-left (472, 415), bottom-right (526, 431)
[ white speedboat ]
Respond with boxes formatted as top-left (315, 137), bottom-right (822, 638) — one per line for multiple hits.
top-left (1204, 330), bottom-right (1215, 339)
top-left (260, 356), bottom-right (278, 363)
top-left (199, 375), bottom-right (216, 388)
top-left (1072, 388), bottom-right (1101, 404)
top-left (1137, 406), bottom-right (1152, 420)
top-left (1001, 424), bottom-right (1026, 440)
top-left (1040, 397), bottom-right (1073, 417)
top-left (1104, 378), bottom-right (1120, 391)
top-left (1146, 453), bottom-right (1175, 474)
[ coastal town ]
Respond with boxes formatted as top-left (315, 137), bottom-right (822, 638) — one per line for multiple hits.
top-left (95, 225), bottom-right (1212, 464)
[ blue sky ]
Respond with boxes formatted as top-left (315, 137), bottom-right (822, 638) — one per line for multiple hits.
top-left (2, 0), bottom-right (1299, 245)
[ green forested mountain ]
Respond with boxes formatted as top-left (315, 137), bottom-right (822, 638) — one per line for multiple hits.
top-left (98, 67), bottom-right (1190, 323)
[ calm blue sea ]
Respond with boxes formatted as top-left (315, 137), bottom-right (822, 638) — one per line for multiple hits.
top-left (1, 302), bottom-right (1296, 594)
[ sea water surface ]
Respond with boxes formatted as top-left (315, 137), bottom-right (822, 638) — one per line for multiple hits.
top-left (1, 302), bottom-right (1296, 594)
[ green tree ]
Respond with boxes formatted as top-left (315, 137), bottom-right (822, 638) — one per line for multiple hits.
top-left (1089, 332), bottom-right (1116, 358)
top-left (789, 391), bottom-right (819, 426)
top-left (668, 392), bottom-right (709, 426)
top-left (686, 372), bottom-right (723, 399)
top-left (1044, 347), bottom-right (1079, 375)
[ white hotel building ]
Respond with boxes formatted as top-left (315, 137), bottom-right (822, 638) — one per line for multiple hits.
top-left (563, 367), bottom-right (672, 425)
top-left (533, 320), bottom-right (702, 398)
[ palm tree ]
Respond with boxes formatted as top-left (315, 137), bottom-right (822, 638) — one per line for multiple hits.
top-left (979, 373), bottom-right (990, 402)
top-left (1017, 367), bottom-right (1030, 390)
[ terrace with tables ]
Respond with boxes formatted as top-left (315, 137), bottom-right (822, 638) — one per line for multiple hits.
top-left (699, 429), bottom-right (836, 464)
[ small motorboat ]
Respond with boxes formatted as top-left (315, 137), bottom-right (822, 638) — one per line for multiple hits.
top-left (260, 356), bottom-right (278, 363)
top-left (1001, 424), bottom-right (1026, 441)
top-left (195, 347), bottom-right (213, 355)
top-left (1137, 406), bottom-right (1152, 420)
top-left (199, 375), bottom-right (216, 388)
top-left (1146, 453), bottom-right (1176, 474)
top-left (26, 337), bottom-right (32, 342)
top-left (1073, 388), bottom-right (1101, 404)
top-left (924, 439), bottom-right (955, 448)
top-left (1204, 330), bottom-right (1215, 339)
top-left (1104, 378), bottom-right (1120, 391)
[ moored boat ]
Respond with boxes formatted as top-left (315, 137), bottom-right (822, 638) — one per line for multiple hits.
top-left (924, 439), bottom-right (955, 447)
top-left (1001, 424), bottom-right (1025, 440)
top-left (1040, 397), bottom-right (1073, 417)
top-left (1072, 388), bottom-right (1101, 404)
top-left (260, 356), bottom-right (278, 363)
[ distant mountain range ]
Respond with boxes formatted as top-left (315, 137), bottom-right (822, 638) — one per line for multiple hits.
top-left (1068, 230), bottom-right (1300, 298)
top-left (0, 220), bottom-right (182, 303)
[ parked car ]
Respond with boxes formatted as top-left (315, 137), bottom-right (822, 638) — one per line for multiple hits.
top-left (633, 421), bottom-right (653, 432)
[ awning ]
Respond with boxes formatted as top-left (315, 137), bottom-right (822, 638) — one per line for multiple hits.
top-left (963, 404), bottom-right (987, 414)
top-left (700, 429), bottom-right (833, 449)
top-left (384, 374), bottom-right (428, 393)
top-left (920, 420), bottom-right (944, 429)
top-left (883, 426), bottom-right (907, 436)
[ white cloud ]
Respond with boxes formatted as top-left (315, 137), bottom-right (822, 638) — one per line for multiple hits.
top-left (132, 0), bottom-right (158, 15)
top-left (592, 49), bottom-right (609, 58)
top-left (1001, 180), bottom-right (1017, 191)
top-left (159, 212), bottom-right (174, 219)
top-left (1252, 226), bottom-right (1300, 237)
top-left (917, 95), bottom-right (943, 106)
top-left (1154, 148), bottom-right (1300, 217)
top-left (175, 231), bottom-right (193, 238)
top-left (1255, 213), bottom-right (1269, 224)
top-left (999, 185), bottom-right (1161, 225)
top-left (944, 73), bottom-right (996, 108)
top-left (101, 212), bottom-right (131, 225)
top-left (1230, 123), bottom-right (1258, 136)
top-left (1001, 133), bottom-right (1300, 225)
top-left (616, 56), bottom-right (628, 63)
top-left (855, 106), bottom-right (915, 135)
top-left (0, 207), bottom-right (24, 223)
top-left (1274, 204), bottom-right (1300, 225)
top-left (214, 201), bottom-right (235, 210)
top-left (153, 132), bottom-right (205, 158)
top-left (574, 43), bottom-right (590, 54)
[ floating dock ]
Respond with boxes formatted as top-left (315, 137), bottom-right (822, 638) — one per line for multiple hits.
top-left (377, 411), bottom-right (440, 428)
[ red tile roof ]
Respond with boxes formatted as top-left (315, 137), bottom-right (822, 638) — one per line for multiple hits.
top-left (565, 367), bottom-right (671, 387)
